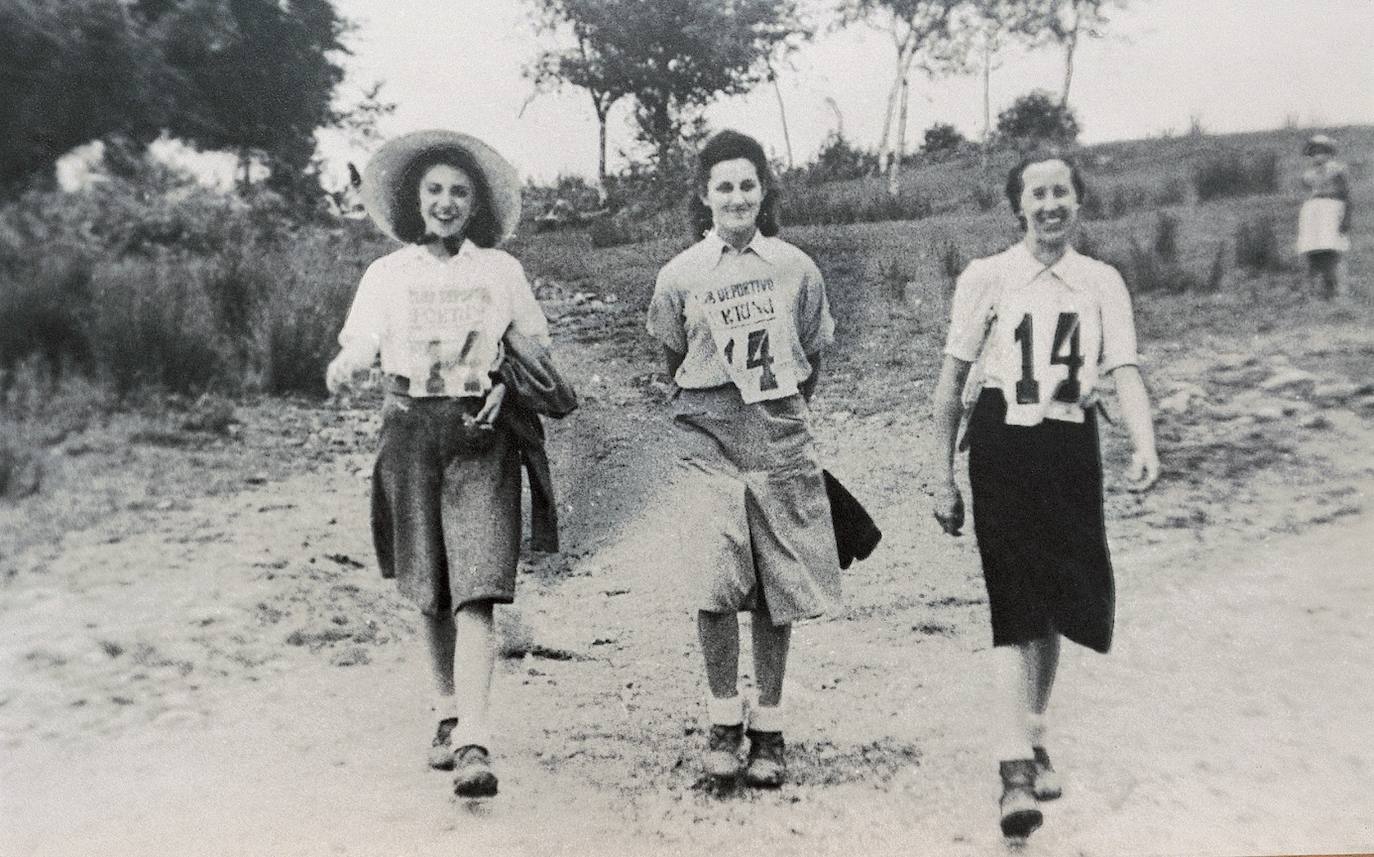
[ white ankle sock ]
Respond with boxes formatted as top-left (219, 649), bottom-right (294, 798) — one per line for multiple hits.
top-left (433, 694), bottom-right (458, 722)
top-left (749, 702), bottom-right (784, 733)
top-left (707, 694), bottom-right (743, 726)
top-left (1026, 713), bottom-right (1048, 749)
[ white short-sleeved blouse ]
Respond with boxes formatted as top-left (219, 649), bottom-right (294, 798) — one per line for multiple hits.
top-left (944, 243), bottom-right (1139, 426)
top-left (336, 241), bottom-right (550, 397)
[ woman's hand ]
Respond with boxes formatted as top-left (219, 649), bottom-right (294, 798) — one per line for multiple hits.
top-left (325, 354), bottom-right (355, 395)
top-left (1125, 447), bottom-right (1160, 491)
top-left (474, 381), bottom-right (508, 427)
top-left (933, 481), bottom-right (965, 536)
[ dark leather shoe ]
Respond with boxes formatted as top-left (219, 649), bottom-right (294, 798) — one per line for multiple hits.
top-left (999, 759), bottom-right (1043, 838)
top-left (1032, 746), bottom-right (1063, 800)
top-left (743, 730), bottom-right (786, 788)
top-left (453, 744), bottom-right (499, 797)
top-left (427, 717), bottom-right (458, 770)
top-left (703, 723), bottom-right (744, 779)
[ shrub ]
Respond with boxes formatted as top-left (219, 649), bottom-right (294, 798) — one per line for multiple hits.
top-left (921, 123), bottom-right (967, 160)
top-left (804, 132), bottom-right (877, 185)
top-left (1203, 242), bottom-right (1227, 292)
top-left (995, 91), bottom-right (1080, 146)
top-left (1234, 214), bottom-right (1286, 273)
top-left (1152, 212), bottom-right (1180, 260)
top-left (971, 183), bottom-right (1002, 212)
top-left (89, 258), bottom-right (231, 397)
top-left (937, 239), bottom-right (964, 286)
top-left (588, 215), bottom-right (635, 249)
top-left (1116, 213), bottom-right (1199, 294)
top-left (1154, 177), bottom-right (1190, 207)
top-left (1193, 151), bottom-right (1280, 202)
top-left (0, 250), bottom-right (96, 386)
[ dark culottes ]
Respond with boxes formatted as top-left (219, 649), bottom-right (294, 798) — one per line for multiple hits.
top-left (370, 394), bottom-right (521, 617)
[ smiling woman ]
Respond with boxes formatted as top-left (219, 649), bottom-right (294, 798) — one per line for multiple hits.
top-left (647, 129), bottom-right (841, 790)
top-left (322, 129), bottom-right (572, 802)
top-left (927, 151), bottom-right (1161, 840)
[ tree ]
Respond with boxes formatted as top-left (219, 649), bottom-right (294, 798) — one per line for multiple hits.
top-left (527, 0), bottom-right (807, 184)
top-left (994, 89), bottom-right (1079, 145)
top-left (962, 0), bottom-right (1035, 146)
top-left (0, 0), bottom-right (183, 191)
top-left (835, 0), bottom-right (972, 195)
top-left (525, 0), bottom-right (635, 195)
top-left (920, 121), bottom-right (966, 158)
top-left (1014, 0), bottom-right (1128, 108)
top-left (137, 0), bottom-right (348, 203)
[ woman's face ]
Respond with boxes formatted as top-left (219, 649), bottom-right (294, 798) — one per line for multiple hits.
top-left (1309, 149), bottom-right (1332, 167)
top-left (1018, 159), bottom-right (1080, 247)
top-left (418, 163), bottom-right (476, 240)
top-left (701, 157), bottom-right (763, 238)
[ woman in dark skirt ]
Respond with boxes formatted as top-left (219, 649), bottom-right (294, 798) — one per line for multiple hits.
top-left (929, 151), bottom-right (1160, 838)
top-left (326, 130), bottom-right (559, 798)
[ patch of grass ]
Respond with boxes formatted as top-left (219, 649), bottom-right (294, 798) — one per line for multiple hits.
top-left (1193, 151), bottom-right (1280, 202)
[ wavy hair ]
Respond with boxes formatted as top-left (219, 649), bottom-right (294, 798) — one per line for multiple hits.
top-left (688, 129), bottom-right (781, 240)
top-left (392, 148), bottom-right (501, 248)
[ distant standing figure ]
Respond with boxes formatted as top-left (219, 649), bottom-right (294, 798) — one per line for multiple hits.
top-left (929, 152), bottom-right (1160, 839)
top-left (1296, 133), bottom-right (1352, 298)
top-left (646, 129), bottom-right (840, 789)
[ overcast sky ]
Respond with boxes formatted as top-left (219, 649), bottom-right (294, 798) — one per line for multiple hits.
top-left (313, 0), bottom-right (1373, 186)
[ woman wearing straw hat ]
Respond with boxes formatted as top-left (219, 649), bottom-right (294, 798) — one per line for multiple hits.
top-left (1296, 133), bottom-right (1353, 299)
top-left (325, 130), bottom-right (556, 798)
top-left (647, 129), bottom-right (840, 788)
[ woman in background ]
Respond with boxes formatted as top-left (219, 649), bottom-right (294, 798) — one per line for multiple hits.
top-left (1296, 133), bottom-right (1353, 299)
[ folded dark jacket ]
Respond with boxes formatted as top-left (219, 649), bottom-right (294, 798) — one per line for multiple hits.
top-left (498, 329), bottom-right (578, 418)
top-left (496, 329), bottom-right (577, 553)
top-left (824, 470), bottom-right (881, 570)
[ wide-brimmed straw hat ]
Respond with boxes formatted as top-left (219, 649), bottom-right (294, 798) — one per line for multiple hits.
top-left (361, 129), bottom-right (521, 243)
top-left (1304, 133), bottom-right (1337, 155)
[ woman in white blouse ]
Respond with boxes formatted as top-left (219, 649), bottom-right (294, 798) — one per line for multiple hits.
top-left (326, 130), bottom-right (551, 798)
top-left (930, 152), bottom-right (1159, 839)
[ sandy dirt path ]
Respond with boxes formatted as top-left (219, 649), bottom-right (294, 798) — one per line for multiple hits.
top-left (3, 315), bottom-right (1374, 856)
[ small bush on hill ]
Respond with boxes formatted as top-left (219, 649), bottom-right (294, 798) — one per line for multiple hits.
top-left (1192, 151), bottom-right (1280, 202)
top-left (804, 132), bottom-right (878, 185)
top-left (1234, 214), bottom-right (1286, 273)
top-left (937, 239), bottom-right (964, 286)
top-left (1117, 213), bottom-right (1199, 294)
top-left (972, 183), bottom-right (1002, 212)
top-left (995, 91), bottom-right (1079, 147)
top-left (1154, 177), bottom-right (1190, 207)
top-left (921, 123), bottom-right (967, 160)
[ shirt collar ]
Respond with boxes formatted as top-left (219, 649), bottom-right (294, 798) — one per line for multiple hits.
top-left (705, 229), bottom-right (776, 267)
top-left (1007, 241), bottom-right (1088, 292)
top-left (408, 238), bottom-right (478, 263)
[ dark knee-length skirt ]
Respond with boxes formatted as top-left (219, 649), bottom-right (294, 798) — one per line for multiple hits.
top-left (968, 388), bottom-right (1114, 653)
top-left (370, 394), bottom-right (522, 617)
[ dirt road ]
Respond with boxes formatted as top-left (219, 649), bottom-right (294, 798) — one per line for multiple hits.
top-left (3, 300), bottom-right (1373, 856)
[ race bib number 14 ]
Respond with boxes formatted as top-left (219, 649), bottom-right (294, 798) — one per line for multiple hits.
top-left (700, 277), bottom-right (798, 403)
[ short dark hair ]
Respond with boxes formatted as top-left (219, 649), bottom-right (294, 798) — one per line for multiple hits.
top-left (392, 148), bottom-right (500, 247)
top-left (1005, 150), bottom-right (1087, 232)
top-left (689, 129), bottom-right (781, 239)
